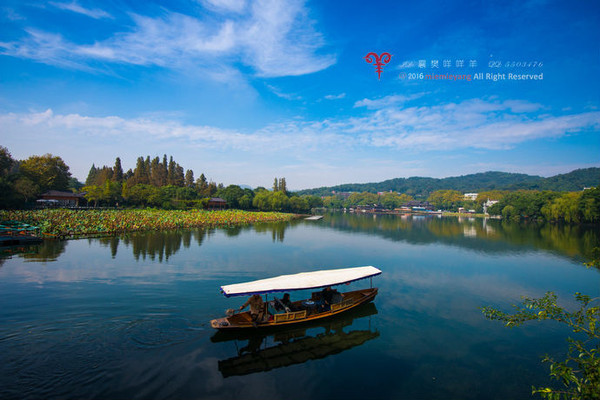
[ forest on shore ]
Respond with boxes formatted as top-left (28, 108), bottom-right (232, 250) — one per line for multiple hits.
top-left (1, 146), bottom-right (599, 224)
top-left (0, 146), bottom-right (323, 213)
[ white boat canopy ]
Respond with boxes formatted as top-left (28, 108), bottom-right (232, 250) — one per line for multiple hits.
top-left (220, 266), bottom-right (382, 297)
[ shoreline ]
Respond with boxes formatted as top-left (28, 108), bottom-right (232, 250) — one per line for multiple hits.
top-left (0, 209), bottom-right (299, 239)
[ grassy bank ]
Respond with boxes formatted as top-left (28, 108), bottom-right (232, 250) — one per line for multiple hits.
top-left (0, 209), bottom-right (297, 238)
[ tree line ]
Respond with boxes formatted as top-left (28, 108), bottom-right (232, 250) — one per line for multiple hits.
top-left (487, 189), bottom-right (600, 223)
top-left (319, 188), bottom-right (600, 224)
top-left (2, 145), bottom-right (598, 222)
top-left (0, 146), bottom-right (323, 213)
top-left (298, 169), bottom-right (600, 197)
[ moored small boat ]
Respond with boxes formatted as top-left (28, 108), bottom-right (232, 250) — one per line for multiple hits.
top-left (210, 266), bottom-right (381, 329)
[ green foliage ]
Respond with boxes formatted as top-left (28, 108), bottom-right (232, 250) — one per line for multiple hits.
top-left (427, 189), bottom-right (464, 211)
top-left (0, 146), bottom-right (15, 176)
top-left (476, 190), bottom-right (510, 203)
top-left (542, 192), bottom-right (583, 223)
top-left (289, 195), bottom-right (309, 212)
top-left (296, 169), bottom-right (600, 197)
top-left (482, 292), bottom-right (600, 399)
top-left (216, 185), bottom-right (246, 209)
top-left (345, 192), bottom-right (379, 207)
top-left (488, 189), bottom-right (599, 223)
top-left (20, 154), bottom-right (71, 193)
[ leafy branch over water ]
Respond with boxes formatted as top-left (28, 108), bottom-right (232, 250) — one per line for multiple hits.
top-left (482, 290), bottom-right (600, 399)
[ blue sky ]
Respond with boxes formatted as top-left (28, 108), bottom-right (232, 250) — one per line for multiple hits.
top-left (0, 0), bottom-right (599, 190)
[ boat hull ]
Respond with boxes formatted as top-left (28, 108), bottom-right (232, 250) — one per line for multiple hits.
top-left (210, 287), bottom-right (378, 330)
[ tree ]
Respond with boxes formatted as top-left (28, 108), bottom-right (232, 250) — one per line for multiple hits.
top-left (380, 192), bottom-right (413, 209)
top-left (253, 190), bottom-right (271, 211)
top-left (20, 154), bottom-right (71, 193)
top-left (216, 185), bottom-right (245, 209)
top-left (82, 185), bottom-right (104, 207)
top-left (13, 177), bottom-right (39, 202)
top-left (305, 195), bottom-right (324, 209)
top-left (113, 157), bottom-right (123, 183)
top-left (0, 146), bottom-right (18, 207)
top-left (131, 157), bottom-right (148, 185)
top-left (185, 169), bottom-right (194, 188)
top-left (542, 192), bottom-right (582, 223)
top-left (167, 156), bottom-right (176, 185)
top-left (322, 195), bottom-right (344, 209)
top-left (427, 190), bottom-right (464, 211)
top-left (269, 191), bottom-right (290, 211)
top-left (482, 292), bottom-right (599, 400)
top-left (579, 188), bottom-right (600, 223)
top-left (238, 194), bottom-right (253, 209)
top-left (0, 146), bottom-right (15, 176)
top-left (273, 177), bottom-right (279, 192)
top-left (196, 173), bottom-right (208, 196)
top-left (289, 196), bottom-right (309, 212)
top-left (345, 192), bottom-right (378, 207)
top-left (174, 165), bottom-right (185, 187)
top-left (103, 180), bottom-right (122, 205)
top-left (279, 177), bottom-right (287, 194)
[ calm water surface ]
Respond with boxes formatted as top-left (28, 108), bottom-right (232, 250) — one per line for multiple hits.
top-left (1, 214), bottom-right (599, 400)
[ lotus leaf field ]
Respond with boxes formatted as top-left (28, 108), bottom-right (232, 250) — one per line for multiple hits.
top-left (0, 209), bottom-right (297, 238)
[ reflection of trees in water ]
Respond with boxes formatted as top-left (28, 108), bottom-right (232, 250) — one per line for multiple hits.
top-left (115, 229), bottom-right (211, 262)
top-left (323, 213), bottom-right (600, 261)
top-left (20, 240), bottom-right (68, 262)
top-left (0, 240), bottom-right (68, 265)
top-left (252, 221), bottom-right (296, 242)
top-left (89, 220), bottom-right (297, 260)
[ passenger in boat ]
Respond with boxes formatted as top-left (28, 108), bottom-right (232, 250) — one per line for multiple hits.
top-left (239, 294), bottom-right (265, 326)
top-left (319, 287), bottom-right (339, 311)
top-left (281, 293), bottom-right (295, 311)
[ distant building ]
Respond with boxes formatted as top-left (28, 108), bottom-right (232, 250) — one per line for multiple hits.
top-left (38, 190), bottom-right (86, 207)
top-left (483, 199), bottom-right (499, 214)
top-left (464, 193), bottom-right (478, 201)
top-left (207, 197), bottom-right (227, 210)
top-left (404, 201), bottom-right (434, 211)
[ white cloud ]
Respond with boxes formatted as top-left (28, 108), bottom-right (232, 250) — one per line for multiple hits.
top-left (0, 0), bottom-right (335, 78)
top-left (324, 93), bottom-right (345, 100)
top-left (354, 93), bottom-right (427, 109)
top-left (49, 1), bottom-right (112, 19)
top-left (201, 0), bottom-right (247, 13)
top-left (1, 101), bottom-right (598, 189)
top-left (266, 84), bottom-right (302, 100)
top-left (2, 99), bottom-right (598, 155)
top-left (238, 0), bottom-right (336, 77)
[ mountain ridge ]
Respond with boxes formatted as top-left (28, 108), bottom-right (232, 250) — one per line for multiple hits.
top-left (295, 168), bottom-right (600, 197)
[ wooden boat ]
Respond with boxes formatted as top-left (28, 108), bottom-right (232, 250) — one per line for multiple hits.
top-left (214, 302), bottom-right (379, 377)
top-left (210, 266), bottom-right (381, 330)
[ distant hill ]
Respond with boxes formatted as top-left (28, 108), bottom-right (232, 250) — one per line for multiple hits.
top-left (296, 168), bottom-right (600, 197)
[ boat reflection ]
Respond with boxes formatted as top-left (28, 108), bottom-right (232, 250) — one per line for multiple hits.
top-left (212, 302), bottom-right (379, 378)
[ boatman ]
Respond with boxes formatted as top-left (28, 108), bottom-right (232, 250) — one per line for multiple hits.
top-left (239, 294), bottom-right (265, 327)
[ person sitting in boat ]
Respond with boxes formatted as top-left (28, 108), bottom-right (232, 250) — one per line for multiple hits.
top-left (273, 293), bottom-right (295, 313)
top-left (239, 294), bottom-right (265, 326)
top-left (319, 286), bottom-right (340, 311)
top-left (281, 293), bottom-right (296, 311)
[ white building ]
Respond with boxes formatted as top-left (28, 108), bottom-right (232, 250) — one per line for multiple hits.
top-left (464, 193), bottom-right (478, 201)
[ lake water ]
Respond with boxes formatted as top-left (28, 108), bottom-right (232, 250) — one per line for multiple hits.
top-left (1, 214), bottom-right (599, 400)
